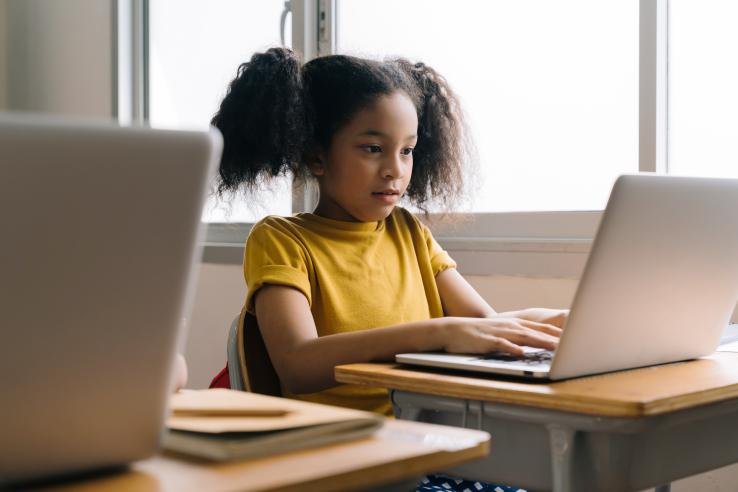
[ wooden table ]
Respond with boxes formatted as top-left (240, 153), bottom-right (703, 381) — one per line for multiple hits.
top-left (336, 351), bottom-right (738, 492)
top-left (33, 419), bottom-right (489, 492)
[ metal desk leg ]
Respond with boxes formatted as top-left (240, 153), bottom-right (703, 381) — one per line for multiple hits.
top-left (390, 390), bottom-right (422, 421)
top-left (547, 424), bottom-right (576, 492)
top-left (587, 431), bottom-right (635, 491)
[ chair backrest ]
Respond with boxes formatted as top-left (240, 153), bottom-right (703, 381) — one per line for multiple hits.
top-left (231, 308), bottom-right (282, 396)
top-left (226, 315), bottom-right (245, 391)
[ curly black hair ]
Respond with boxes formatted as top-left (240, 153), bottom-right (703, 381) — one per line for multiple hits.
top-left (211, 47), bottom-right (472, 212)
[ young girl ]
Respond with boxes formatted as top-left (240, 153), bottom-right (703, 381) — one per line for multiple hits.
top-left (211, 47), bottom-right (566, 491)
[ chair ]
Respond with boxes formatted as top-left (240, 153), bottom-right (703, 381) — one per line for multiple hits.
top-left (226, 309), bottom-right (282, 396)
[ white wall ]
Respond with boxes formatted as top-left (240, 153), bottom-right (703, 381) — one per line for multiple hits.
top-left (4, 0), bottom-right (113, 117)
top-left (184, 263), bottom-right (247, 388)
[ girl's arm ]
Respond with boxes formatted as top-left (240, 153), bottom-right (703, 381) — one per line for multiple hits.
top-left (435, 268), bottom-right (497, 317)
top-left (255, 284), bottom-right (561, 394)
top-left (436, 268), bottom-right (569, 328)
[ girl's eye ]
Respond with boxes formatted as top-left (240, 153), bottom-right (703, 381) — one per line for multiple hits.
top-left (401, 147), bottom-right (414, 156)
top-left (362, 145), bottom-right (382, 153)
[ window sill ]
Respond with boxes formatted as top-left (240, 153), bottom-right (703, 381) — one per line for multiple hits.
top-left (437, 237), bottom-right (591, 278)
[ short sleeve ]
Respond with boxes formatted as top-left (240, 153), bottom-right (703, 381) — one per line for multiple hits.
top-left (244, 217), bottom-right (313, 313)
top-left (420, 222), bottom-right (457, 276)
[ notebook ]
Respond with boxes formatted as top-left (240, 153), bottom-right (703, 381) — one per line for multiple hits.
top-left (397, 175), bottom-right (738, 380)
top-left (164, 389), bottom-right (384, 461)
top-left (0, 112), bottom-right (221, 484)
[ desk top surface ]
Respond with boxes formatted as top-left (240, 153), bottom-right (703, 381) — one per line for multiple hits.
top-left (36, 419), bottom-right (489, 492)
top-left (335, 352), bottom-right (738, 417)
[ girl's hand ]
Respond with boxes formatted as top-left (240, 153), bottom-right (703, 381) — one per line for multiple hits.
top-left (439, 316), bottom-right (562, 356)
top-left (506, 308), bottom-right (569, 329)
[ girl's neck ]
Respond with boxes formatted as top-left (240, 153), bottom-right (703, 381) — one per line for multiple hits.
top-left (312, 201), bottom-right (361, 223)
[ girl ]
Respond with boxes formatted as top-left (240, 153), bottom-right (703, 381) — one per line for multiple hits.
top-left (211, 47), bottom-right (566, 491)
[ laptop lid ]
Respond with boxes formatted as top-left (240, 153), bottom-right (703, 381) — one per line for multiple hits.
top-left (0, 113), bottom-right (222, 483)
top-left (397, 175), bottom-right (738, 381)
top-left (549, 174), bottom-right (738, 379)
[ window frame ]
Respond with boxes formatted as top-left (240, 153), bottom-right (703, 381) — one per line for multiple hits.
top-left (126, 0), bottom-right (668, 277)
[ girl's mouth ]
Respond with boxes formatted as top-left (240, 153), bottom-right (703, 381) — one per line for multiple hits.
top-left (371, 190), bottom-right (400, 204)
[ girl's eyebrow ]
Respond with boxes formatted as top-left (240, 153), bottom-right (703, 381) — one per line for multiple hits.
top-left (357, 130), bottom-right (418, 140)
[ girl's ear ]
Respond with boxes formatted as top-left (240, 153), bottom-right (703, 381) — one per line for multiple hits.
top-left (308, 149), bottom-right (326, 176)
top-left (308, 160), bottom-right (325, 176)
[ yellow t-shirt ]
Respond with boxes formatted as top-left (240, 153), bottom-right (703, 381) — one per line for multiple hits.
top-left (243, 207), bottom-right (456, 415)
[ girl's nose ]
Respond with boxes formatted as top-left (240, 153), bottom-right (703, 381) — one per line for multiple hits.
top-left (382, 156), bottom-right (404, 179)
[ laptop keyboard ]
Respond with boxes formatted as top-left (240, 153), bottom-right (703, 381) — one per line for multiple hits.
top-left (480, 350), bottom-right (554, 366)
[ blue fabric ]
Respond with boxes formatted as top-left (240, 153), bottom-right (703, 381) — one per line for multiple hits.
top-left (416, 474), bottom-right (526, 492)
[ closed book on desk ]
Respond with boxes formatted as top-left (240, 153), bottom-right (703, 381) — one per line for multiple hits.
top-left (163, 389), bottom-right (384, 462)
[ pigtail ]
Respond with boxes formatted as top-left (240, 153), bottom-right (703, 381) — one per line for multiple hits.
top-left (212, 48), bottom-right (309, 195)
top-left (395, 60), bottom-right (471, 212)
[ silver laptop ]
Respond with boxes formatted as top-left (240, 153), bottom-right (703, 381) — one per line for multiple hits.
top-left (0, 113), bottom-right (221, 484)
top-left (397, 174), bottom-right (738, 380)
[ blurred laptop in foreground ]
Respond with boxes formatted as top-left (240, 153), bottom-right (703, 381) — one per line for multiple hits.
top-left (0, 113), bottom-right (221, 485)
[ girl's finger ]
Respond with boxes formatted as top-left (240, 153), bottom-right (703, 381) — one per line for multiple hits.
top-left (513, 331), bottom-right (558, 350)
top-left (517, 319), bottom-right (563, 337)
top-left (479, 335), bottom-right (525, 356)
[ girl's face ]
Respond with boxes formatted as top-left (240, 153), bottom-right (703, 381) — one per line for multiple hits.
top-left (310, 91), bottom-right (418, 222)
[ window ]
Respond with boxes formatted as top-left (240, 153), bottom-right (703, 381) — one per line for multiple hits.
top-left (143, 1), bottom-right (640, 220)
top-left (122, 0), bottom-right (733, 273)
top-left (148, 0), bottom-right (292, 222)
top-left (668, 0), bottom-right (738, 178)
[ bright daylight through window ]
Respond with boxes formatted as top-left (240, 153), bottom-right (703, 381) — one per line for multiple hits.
top-left (337, 0), bottom-right (639, 212)
top-left (147, 1), bottom-right (738, 222)
top-left (149, 0), bottom-right (293, 222)
top-left (668, 0), bottom-right (738, 178)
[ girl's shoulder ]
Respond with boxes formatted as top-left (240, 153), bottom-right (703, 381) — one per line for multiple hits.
top-left (247, 214), bottom-right (312, 246)
top-left (389, 207), bottom-right (430, 234)
top-left (389, 208), bottom-right (447, 251)
top-left (251, 213), bottom-right (317, 232)
top-left (252, 214), bottom-right (300, 229)
top-left (389, 206), bottom-right (417, 225)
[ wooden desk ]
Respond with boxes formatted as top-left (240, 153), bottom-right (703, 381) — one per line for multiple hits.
top-left (336, 352), bottom-right (738, 492)
top-left (35, 419), bottom-right (489, 492)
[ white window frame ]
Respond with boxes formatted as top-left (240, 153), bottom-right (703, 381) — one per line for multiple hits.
top-left (114, 0), bottom-right (148, 126)
top-left (122, 0), bottom-right (669, 277)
